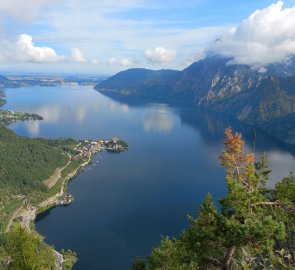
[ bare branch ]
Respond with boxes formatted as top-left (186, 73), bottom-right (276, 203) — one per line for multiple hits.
top-left (251, 200), bottom-right (280, 207)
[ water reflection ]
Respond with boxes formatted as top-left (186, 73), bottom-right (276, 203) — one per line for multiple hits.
top-left (2, 86), bottom-right (295, 269)
top-left (267, 151), bottom-right (295, 186)
top-left (100, 90), bottom-right (295, 185)
top-left (24, 121), bottom-right (40, 136)
top-left (4, 86), bottom-right (295, 186)
top-left (143, 106), bottom-right (174, 133)
top-left (3, 86), bottom-right (130, 137)
top-left (108, 101), bottom-right (130, 114)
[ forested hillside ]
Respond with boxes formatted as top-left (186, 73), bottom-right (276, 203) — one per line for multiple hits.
top-left (0, 125), bottom-right (76, 231)
top-left (0, 91), bottom-right (5, 107)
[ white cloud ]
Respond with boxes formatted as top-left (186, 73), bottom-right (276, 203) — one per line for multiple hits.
top-left (120, 58), bottom-right (133, 66)
top-left (0, 34), bottom-right (92, 64)
top-left (144, 47), bottom-right (176, 65)
top-left (0, 0), bottom-right (57, 21)
top-left (107, 57), bottom-right (117, 65)
top-left (107, 57), bottom-right (135, 66)
top-left (0, 0), bottom-right (229, 72)
top-left (70, 48), bottom-right (86, 63)
top-left (208, 1), bottom-right (295, 67)
top-left (14, 34), bottom-right (63, 63)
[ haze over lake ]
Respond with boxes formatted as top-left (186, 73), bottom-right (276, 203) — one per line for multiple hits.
top-left (3, 85), bottom-right (295, 269)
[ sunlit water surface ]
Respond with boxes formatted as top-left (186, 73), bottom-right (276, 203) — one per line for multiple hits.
top-left (3, 86), bottom-right (295, 269)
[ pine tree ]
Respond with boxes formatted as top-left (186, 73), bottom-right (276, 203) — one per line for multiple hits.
top-left (219, 128), bottom-right (285, 269)
top-left (139, 128), bottom-right (294, 270)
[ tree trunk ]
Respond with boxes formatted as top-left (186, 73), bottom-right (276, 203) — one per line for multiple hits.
top-left (222, 246), bottom-right (236, 270)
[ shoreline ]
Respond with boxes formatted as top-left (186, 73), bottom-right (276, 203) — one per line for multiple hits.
top-left (0, 97), bottom-right (128, 269)
top-left (37, 155), bottom-right (92, 270)
top-left (4, 137), bottom-right (128, 233)
top-left (22, 154), bottom-right (92, 229)
top-left (5, 153), bottom-right (93, 270)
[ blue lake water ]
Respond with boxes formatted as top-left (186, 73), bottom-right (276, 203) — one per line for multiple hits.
top-left (2, 85), bottom-right (295, 269)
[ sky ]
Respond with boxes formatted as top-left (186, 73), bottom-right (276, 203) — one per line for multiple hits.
top-left (0, 0), bottom-right (295, 74)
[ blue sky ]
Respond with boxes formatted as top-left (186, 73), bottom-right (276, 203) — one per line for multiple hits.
top-left (0, 0), bottom-right (295, 74)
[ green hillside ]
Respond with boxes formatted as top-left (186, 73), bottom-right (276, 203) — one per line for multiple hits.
top-left (0, 125), bottom-right (76, 231)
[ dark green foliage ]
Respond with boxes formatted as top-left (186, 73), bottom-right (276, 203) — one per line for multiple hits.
top-left (141, 129), bottom-right (295, 270)
top-left (131, 257), bottom-right (146, 270)
top-left (0, 125), bottom-right (68, 194)
top-left (182, 194), bottom-right (223, 267)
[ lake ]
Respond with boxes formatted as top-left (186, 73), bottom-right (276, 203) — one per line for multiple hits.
top-left (2, 85), bottom-right (295, 269)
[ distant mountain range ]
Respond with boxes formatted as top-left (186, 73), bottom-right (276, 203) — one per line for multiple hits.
top-left (95, 56), bottom-right (295, 144)
top-left (0, 74), bottom-right (107, 108)
top-left (0, 74), bottom-right (106, 89)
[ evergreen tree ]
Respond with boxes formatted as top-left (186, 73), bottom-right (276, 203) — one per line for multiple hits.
top-left (139, 128), bottom-right (295, 270)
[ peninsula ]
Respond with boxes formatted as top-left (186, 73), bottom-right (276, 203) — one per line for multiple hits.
top-left (0, 109), bottom-right (43, 125)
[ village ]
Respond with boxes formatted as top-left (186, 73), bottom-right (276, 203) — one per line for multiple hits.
top-left (72, 136), bottom-right (128, 160)
top-left (57, 137), bottom-right (128, 206)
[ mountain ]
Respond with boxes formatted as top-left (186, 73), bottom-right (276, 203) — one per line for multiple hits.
top-left (94, 68), bottom-right (184, 103)
top-left (171, 57), bottom-right (295, 144)
top-left (94, 57), bottom-right (295, 144)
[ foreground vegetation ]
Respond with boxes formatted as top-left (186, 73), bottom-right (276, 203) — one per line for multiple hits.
top-left (0, 227), bottom-right (57, 270)
top-left (133, 128), bottom-right (295, 270)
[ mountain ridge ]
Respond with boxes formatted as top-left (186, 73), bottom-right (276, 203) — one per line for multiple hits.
top-left (94, 56), bottom-right (295, 144)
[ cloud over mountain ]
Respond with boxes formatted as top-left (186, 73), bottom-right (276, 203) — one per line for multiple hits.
top-left (208, 1), bottom-right (295, 67)
top-left (144, 47), bottom-right (176, 65)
